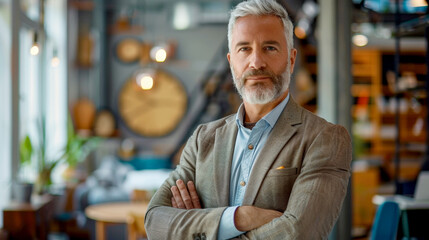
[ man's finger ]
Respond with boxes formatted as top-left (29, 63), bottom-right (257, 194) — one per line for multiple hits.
top-left (171, 186), bottom-right (186, 209)
top-left (171, 197), bottom-right (178, 208)
top-left (187, 181), bottom-right (201, 209)
top-left (176, 179), bottom-right (193, 209)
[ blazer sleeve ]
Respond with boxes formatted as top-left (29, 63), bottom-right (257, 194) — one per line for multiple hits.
top-left (238, 124), bottom-right (352, 240)
top-left (144, 125), bottom-right (227, 240)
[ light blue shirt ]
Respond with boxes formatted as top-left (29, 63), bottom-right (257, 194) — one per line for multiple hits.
top-left (217, 94), bottom-right (290, 240)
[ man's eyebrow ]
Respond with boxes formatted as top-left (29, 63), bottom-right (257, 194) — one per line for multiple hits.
top-left (234, 41), bottom-right (250, 49)
top-left (264, 40), bottom-right (281, 46)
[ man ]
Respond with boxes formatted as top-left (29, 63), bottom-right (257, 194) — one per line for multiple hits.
top-left (145, 0), bottom-right (352, 239)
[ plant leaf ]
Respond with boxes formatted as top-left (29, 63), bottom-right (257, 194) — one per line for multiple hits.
top-left (19, 135), bottom-right (33, 165)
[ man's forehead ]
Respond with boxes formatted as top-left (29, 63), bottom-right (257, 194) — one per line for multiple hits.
top-left (231, 15), bottom-right (286, 43)
top-left (233, 15), bottom-right (283, 33)
top-left (234, 14), bottom-right (283, 27)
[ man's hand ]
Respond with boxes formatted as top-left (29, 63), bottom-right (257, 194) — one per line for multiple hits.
top-left (234, 206), bottom-right (283, 232)
top-left (170, 180), bottom-right (281, 232)
top-left (170, 179), bottom-right (201, 209)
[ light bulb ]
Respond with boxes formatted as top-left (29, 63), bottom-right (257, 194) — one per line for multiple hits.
top-left (352, 34), bottom-right (368, 47)
top-left (155, 48), bottom-right (167, 62)
top-left (30, 43), bottom-right (40, 56)
top-left (136, 74), bottom-right (154, 90)
top-left (150, 46), bottom-right (168, 62)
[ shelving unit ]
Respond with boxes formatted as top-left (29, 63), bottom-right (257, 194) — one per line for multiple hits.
top-left (67, 0), bottom-right (107, 113)
top-left (392, 13), bottom-right (429, 191)
top-left (351, 50), bottom-right (426, 166)
top-left (301, 44), bottom-right (427, 175)
top-left (348, 47), bottom-right (427, 230)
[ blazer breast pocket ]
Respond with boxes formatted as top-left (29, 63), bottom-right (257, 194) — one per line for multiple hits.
top-left (255, 167), bottom-right (299, 211)
top-left (266, 167), bottom-right (298, 177)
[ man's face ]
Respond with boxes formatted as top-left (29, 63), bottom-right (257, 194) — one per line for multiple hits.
top-left (227, 15), bottom-right (297, 105)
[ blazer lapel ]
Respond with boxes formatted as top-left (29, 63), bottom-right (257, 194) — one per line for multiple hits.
top-left (242, 98), bottom-right (303, 205)
top-left (213, 117), bottom-right (238, 206)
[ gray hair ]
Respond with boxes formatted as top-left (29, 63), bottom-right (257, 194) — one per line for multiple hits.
top-left (227, 0), bottom-right (294, 53)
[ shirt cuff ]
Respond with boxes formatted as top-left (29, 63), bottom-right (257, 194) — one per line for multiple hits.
top-left (218, 206), bottom-right (245, 240)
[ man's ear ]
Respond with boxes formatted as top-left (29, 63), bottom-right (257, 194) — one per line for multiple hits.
top-left (227, 52), bottom-right (231, 64)
top-left (289, 48), bottom-right (297, 74)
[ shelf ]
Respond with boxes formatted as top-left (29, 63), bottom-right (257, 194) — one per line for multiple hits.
top-left (107, 26), bottom-right (144, 35)
top-left (400, 63), bottom-right (427, 75)
top-left (381, 85), bottom-right (428, 97)
top-left (381, 109), bottom-right (426, 118)
top-left (69, 0), bottom-right (94, 11)
top-left (374, 143), bottom-right (426, 154)
top-left (397, 14), bottom-right (429, 37)
top-left (353, 65), bottom-right (380, 77)
top-left (352, 84), bottom-right (373, 97)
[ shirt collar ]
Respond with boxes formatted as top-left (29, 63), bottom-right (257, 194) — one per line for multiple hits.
top-left (235, 93), bottom-right (290, 128)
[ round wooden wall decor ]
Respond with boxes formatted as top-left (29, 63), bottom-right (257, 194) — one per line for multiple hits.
top-left (118, 69), bottom-right (188, 137)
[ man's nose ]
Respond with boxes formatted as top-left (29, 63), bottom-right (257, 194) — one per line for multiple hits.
top-left (249, 50), bottom-right (266, 70)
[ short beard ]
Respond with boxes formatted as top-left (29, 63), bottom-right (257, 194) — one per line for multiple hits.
top-left (231, 63), bottom-right (291, 105)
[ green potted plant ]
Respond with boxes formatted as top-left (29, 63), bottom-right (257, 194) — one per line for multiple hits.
top-left (15, 135), bottom-right (35, 203)
top-left (19, 116), bottom-right (99, 195)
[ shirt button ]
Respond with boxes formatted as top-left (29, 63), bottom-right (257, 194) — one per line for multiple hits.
top-left (248, 144), bottom-right (254, 150)
top-left (240, 181), bottom-right (246, 186)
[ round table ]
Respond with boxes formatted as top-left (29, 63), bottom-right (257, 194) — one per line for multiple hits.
top-left (85, 202), bottom-right (148, 240)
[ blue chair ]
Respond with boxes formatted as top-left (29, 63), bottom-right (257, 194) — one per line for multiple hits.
top-left (370, 201), bottom-right (401, 240)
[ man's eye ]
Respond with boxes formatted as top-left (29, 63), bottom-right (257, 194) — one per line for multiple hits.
top-left (265, 46), bottom-right (277, 51)
top-left (239, 47), bottom-right (250, 52)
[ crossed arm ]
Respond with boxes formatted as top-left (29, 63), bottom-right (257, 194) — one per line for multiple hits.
top-left (170, 179), bottom-right (282, 232)
top-left (145, 123), bottom-right (352, 239)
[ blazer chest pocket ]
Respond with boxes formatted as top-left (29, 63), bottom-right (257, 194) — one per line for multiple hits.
top-left (266, 167), bottom-right (298, 177)
top-left (255, 167), bottom-right (299, 211)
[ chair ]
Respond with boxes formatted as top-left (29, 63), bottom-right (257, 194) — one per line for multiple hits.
top-left (127, 212), bottom-right (147, 240)
top-left (131, 189), bottom-right (150, 203)
top-left (370, 201), bottom-right (401, 240)
top-left (127, 189), bottom-right (149, 240)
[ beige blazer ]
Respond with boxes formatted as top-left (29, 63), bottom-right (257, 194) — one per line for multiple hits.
top-left (145, 98), bottom-right (352, 240)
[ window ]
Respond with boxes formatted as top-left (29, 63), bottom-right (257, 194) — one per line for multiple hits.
top-left (0, 0), bottom-right (67, 227)
top-left (18, 27), bottom-right (42, 182)
top-left (44, 0), bottom-right (67, 183)
top-left (0, 0), bottom-right (12, 228)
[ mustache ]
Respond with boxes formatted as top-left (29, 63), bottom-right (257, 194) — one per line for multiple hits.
top-left (242, 69), bottom-right (277, 81)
